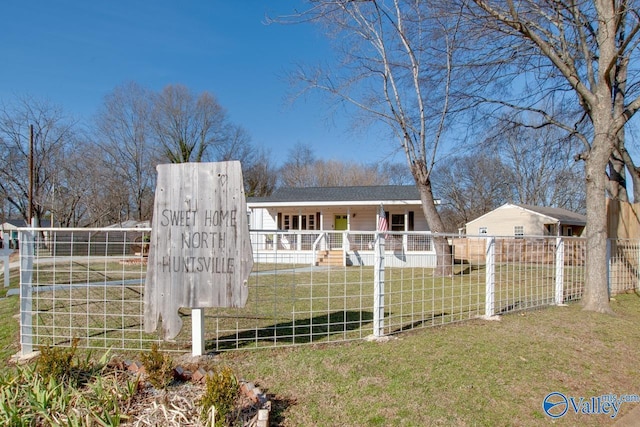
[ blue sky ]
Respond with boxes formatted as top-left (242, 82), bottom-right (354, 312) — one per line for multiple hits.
top-left (0, 0), bottom-right (396, 165)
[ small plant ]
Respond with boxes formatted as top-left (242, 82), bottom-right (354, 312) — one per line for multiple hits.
top-left (199, 365), bottom-right (239, 427)
top-left (36, 337), bottom-right (94, 386)
top-left (0, 350), bottom-right (135, 426)
top-left (140, 343), bottom-right (174, 389)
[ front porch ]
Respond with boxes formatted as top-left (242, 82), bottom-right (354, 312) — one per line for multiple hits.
top-left (250, 230), bottom-right (438, 268)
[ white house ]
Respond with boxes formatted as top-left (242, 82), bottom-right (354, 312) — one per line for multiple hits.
top-left (465, 203), bottom-right (587, 237)
top-left (247, 185), bottom-right (438, 267)
top-left (248, 185), bottom-right (432, 232)
top-left (1, 218), bottom-right (53, 248)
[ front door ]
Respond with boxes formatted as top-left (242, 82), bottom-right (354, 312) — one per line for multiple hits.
top-left (334, 215), bottom-right (348, 248)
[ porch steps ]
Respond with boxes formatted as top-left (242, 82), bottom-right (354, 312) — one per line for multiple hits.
top-left (315, 250), bottom-right (343, 267)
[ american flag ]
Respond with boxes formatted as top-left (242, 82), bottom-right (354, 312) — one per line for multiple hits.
top-left (377, 204), bottom-right (388, 235)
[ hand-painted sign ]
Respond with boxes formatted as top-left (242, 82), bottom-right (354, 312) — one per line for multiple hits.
top-left (144, 161), bottom-right (253, 340)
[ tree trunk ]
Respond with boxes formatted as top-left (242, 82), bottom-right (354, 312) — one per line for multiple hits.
top-left (607, 154), bottom-right (628, 202)
top-left (582, 139), bottom-right (614, 314)
top-left (416, 179), bottom-right (453, 277)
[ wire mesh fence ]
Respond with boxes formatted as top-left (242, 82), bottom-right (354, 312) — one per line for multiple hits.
top-left (15, 228), bottom-right (635, 355)
top-left (609, 239), bottom-right (640, 295)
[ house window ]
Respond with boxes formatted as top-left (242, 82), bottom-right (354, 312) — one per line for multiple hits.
top-left (565, 227), bottom-right (573, 237)
top-left (514, 225), bottom-right (524, 238)
top-left (391, 214), bottom-right (405, 231)
top-left (279, 213), bottom-right (319, 230)
top-left (479, 227), bottom-right (487, 234)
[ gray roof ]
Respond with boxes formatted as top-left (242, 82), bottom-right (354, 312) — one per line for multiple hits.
top-left (2, 218), bottom-right (53, 227)
top-left (517, 204), bottom-right (586, 225)
top-left (248, 185), bottom-right (422, 204)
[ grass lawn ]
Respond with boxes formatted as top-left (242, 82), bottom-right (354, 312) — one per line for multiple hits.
top-left (215, 293), bottom-right (640, 426)
top-left (1, 291), bottom-right (639, 425)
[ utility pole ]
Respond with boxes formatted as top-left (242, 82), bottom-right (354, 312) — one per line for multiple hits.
top-left (28, 124), bottom-right (34, 225)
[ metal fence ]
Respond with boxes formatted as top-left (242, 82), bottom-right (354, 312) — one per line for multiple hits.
top-left (14, 228), bottom-right (638, 355)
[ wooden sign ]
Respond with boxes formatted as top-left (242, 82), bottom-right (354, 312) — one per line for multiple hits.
top-left (144, 161), bottom-right (253, 340)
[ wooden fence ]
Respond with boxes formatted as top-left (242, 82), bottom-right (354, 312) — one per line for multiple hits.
top-left (451, 237), bottom-right (585, 266)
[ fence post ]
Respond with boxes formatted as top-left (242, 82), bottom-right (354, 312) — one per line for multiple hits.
top-left (343, 231), bottom-right (348, 267)
top-left (555, 237), bottom-right (565, 305)
top-left (1, 232), bottom-right (12, 288)
top-left (485, 236), bottom-right (495, 318)
top-left (192, 308), bottom-right (205, 356)
top-left (606, 238), bottom-right (612, 298)
top-left (373, 231), bottom-right (385, 337)
top-left (19, 228), bottom-right (34, 355)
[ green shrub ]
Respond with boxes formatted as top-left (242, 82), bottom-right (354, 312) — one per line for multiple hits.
top-left (139, 343), bottom-right (174, 389)
top-left (36, 337), bottom-right (100, 388)
top-left (199, 365), bottom-right (239, 427)
top-left (36, 338), bottom-right (79, 383)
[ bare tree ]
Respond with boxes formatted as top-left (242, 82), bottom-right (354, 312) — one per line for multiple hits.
top-left (279, 142), bottom-right (318, 187)
top-left (376, 161), bottom-right (414, 185)
top-left (211, 123), bottom-right (253, 162)
top-left (50, 145), bottom-right (93, 227)
top-left (94, 82), bottom-right (157, 221)
top-left (433, 153), bottom-right (514, 231)
top-left (319, 159), bottom-right (386, 186)
top-left (279, 142), bottom-right (391, 187)
top-left (0, 96), bottom-right (78, 226)
top-left (278, 1), bottom-right (465, 275)
top-left (151, 84), bottom-right (228, 163)
top-left (464, 0), bottom-right (640, 313)
top-left (244, 147), bottom-right (278, 197)
top-left (489, 121), bottom-right (586, 211)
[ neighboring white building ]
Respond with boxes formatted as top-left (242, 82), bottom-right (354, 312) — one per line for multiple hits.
top-left (465, 203), bottom-right (586, 237)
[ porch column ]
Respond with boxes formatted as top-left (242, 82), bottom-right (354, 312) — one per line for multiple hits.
top-left (403, 211), bottom-right (408, 252)
top-left (297, 212), bottom-right (302, 251)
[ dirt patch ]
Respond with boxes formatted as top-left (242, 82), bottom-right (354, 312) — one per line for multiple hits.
top-left (109, 354), bottom-right (272, 426)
